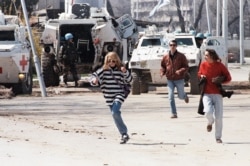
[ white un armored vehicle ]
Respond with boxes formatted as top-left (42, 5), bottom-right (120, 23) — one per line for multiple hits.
top-left (40, 0), bottom-right (137, 87)
top-left (129, 29), bottom-right (227, 95)
top-left (129, 26), bottom-right (169, 94)
top-left (0, 11), bottom-right (32, 95)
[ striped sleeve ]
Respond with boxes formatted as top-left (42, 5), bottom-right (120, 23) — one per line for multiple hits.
top-left (93, 68), bottom-right (132, 105)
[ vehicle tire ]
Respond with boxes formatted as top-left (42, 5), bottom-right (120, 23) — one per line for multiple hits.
top-left (189, 67), bottom-right (200, 94)
top-left (249, 71), bottom-right (250, 82)
top-left (140, 74), bottom-right (149, 93)
top-left (12, 60), bottom-right (33, 95)
top-left (131, 70), bottom-right (141, 95)
top-left (41, 51), bottom-right (60, 87)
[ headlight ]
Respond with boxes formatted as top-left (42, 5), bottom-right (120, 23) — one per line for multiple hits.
top-left (18, 73), bottom-right (25, 80)
top-left (130, 62), bottom-right (137, 66)
top-left (188, 59), bottom-right (196, 64)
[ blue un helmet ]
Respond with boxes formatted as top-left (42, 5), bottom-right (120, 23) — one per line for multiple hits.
top-left (189, 30), bottom-right (196, 36)
top-left (196, 32), bottom-right (205, 39)
top-left (65, 33), bottom-right (73, 40)
top-left (204, 32), bottom-right (212, 38)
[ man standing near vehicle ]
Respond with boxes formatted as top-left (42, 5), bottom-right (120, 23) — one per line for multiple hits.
top-left (59, 33), bottom-right (79, 87)
top-left (160, 40), bottom-right (189, 118)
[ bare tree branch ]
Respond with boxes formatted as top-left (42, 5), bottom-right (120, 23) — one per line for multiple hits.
top-left (194, 0), bottom-right (205, 30)
top-left (175, 0), bottom-right (185, 32)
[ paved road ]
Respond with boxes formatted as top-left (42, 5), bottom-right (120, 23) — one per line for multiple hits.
top-left (0, 60), bottom-right (250, 166)
top-left (0, 91), bottom-right (250, 165)
top-left (228, 63), bottom-right (250, 81)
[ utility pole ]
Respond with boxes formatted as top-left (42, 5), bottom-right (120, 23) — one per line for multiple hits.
top-left (216, 0), bottom-right (221, 36)
top-left (20, 0), bottom-right (47, 97)
top-left (222, 0), bottom-right (228, 62)
top-left (239, 0), bottom-right (245, 64)
top-left (205, 0), bottom-right (211, 34)
top-left (193, 0), bottom-right (196, 25)
top-left (136, 0), bottom-right (139, 20)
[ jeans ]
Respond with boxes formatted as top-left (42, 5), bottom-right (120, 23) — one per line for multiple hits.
top-left (167, 79), bottom-right (187, 115)
top-left (203, 94), bottom-right (223, 139)
top-left (109, 101), bottom-right (128, 135)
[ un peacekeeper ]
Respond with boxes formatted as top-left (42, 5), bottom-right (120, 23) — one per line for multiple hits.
top-left (59, 33), bottom-right (79, 87)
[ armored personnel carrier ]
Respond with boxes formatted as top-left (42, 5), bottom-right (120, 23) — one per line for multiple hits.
top-left (0, 11), bottom-right (32, 95)
top-left (129, 28), bottom-right (227, 95)
top-left (129, 26), bottom-right (169, 94)
top-left (40, 0), bottom-right (137, 87)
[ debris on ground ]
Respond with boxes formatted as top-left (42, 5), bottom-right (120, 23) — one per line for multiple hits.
top-left (0, 86), bottom-right (15, 99)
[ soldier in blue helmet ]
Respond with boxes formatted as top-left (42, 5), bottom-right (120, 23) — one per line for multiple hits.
top-left (59, 33), bottom-right (79, 87)
top-left (195, 32), bottom-right (205, 48)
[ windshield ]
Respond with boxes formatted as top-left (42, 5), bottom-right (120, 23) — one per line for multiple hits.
top-left (175, 38), bottom-right (193, 46)
top-left (0, 30), bottom-right (15, 41)
top-left (141, 38), bottom-right (161, 47)
top-left (73, 0), bottom-right (104, 8)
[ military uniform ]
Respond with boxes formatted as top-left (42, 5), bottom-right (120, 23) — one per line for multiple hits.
top-left (59, 40), bottom-right (78, 87)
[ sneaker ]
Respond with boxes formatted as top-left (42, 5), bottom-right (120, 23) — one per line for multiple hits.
top-left (207, 124), bottom-right (212, 132)
top-left (184, 95), bottom-right (189, 103)
top-left (120, 134), bottom-right (129, 144)
top-left (216, 139), bottom-right (223, 143)
top-left (171, 114), bottom-right (178, 119)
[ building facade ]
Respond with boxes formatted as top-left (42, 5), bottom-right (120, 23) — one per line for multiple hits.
top-left (34, 0), bottom-right (64, 10)
top-left (131, 0), bottom-right (193, 32)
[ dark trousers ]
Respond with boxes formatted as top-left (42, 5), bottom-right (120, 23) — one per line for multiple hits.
top-left (63, 64), bottom-right (78, 83)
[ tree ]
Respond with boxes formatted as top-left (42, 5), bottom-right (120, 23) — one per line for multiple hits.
top-left (174, 0), bottom-right (205, 33)
top-left (193, 0), bottom-right (205, 31)
top-left (208, 0), bottom-right (250, 37)
top-left (175, 0), bottom-right (185, 32)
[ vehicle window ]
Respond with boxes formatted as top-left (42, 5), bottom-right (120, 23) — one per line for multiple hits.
top-left (175, 38), bottom-right (193, 46)
top-left (141, 39), bottom-right (161, 46)
top-left (120, 19), bottom-right (132, 30)
top-left (74, 0), bottom-right (102, 8)
top-left (207, 39), bottom-right (220, 46)
top-left (0, 30), bottom-right (15, 41)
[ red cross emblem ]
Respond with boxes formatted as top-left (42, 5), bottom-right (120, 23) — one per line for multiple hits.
top-left (19, 55), bottom-right (28, 71)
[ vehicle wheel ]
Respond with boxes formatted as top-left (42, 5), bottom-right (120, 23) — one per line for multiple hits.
top-left (12, 60), bottom-right (33, 95)
top-left (131, 70), bottom-right (141, 95)
top-left (189, 67), bottom-right (200, 94)
top-left (41, 51), bottom-right (60, 87)
top-left (249, 72), bottom-right (250, 82)
top-left (140, 74), bottom-right (149, 93)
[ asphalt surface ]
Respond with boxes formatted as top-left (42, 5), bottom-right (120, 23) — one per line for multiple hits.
top-left (0, 91), bottom-right (250, 165)
top-left (0, 61), bottom-right (249, 166)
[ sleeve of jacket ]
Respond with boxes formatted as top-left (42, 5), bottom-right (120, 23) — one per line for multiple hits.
top-left (160, 55), bottom-right (167, 74)
top-left (178, 54), bottom-right (189, 75)
top-left (197, 62), bottom-right (204, 78)
top-left (220, 63), bottom-right (232, 84)
top-left (124, 70), bottom-right (133, 84)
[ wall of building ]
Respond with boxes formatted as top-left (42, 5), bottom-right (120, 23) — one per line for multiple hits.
top-left (34, 0), bottom-right (64, 10)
